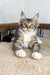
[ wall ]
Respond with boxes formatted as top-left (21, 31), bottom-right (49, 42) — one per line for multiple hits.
top-left (0, 0), bottom-right (50, 38)
top-left (0, 0), bottom-right (50, 23)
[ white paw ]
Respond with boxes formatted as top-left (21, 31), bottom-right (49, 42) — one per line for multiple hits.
top-left (31, 52), bottom-right (42, 60)
top-left (15, 49), bottom-right (26, 57)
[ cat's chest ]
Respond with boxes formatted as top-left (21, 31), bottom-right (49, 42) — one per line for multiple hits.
top-left (24, 32), bottom-right (32, 42)
top-left (23, 32), bottom-right (34, 48)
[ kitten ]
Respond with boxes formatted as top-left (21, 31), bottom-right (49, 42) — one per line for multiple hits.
top-left (12, 11), bottom-right (42, 59)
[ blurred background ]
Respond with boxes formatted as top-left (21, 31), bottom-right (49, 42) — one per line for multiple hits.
top-left (0, 0), bottom-right (50, 40)
top-left (0, 0), bottom-right (50, 23)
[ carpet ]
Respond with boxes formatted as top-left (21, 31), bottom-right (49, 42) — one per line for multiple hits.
top-left (0, 38), bottom-right (50, 75)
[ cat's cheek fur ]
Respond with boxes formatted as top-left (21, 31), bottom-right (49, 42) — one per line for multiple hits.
top-left (31, 52), bottom-right (42, 60)
top-left (15, 49), bottom-right (26, 57)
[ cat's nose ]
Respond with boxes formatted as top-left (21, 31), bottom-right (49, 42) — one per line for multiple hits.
top-left (27, 25), bottom-right (30, 29)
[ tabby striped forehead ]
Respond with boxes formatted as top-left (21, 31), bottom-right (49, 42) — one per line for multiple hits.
top-left (24, 18), bottom-right (33, 26)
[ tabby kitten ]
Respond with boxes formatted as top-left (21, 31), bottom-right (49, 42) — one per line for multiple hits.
top-left (12, 11), bottom-right (42, 59)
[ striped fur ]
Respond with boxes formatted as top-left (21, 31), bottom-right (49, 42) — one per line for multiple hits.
top-left (12, 12), bottom-right (42, 58)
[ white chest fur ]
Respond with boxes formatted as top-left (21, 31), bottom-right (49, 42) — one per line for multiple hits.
top-left (23, 31), bottom-right (36, 48)
top-left (19, 29), bottom-right (37, 48)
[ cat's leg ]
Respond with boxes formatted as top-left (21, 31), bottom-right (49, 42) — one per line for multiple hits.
top-left (12, 37), bottom-right (26, 58)
top-left (31, 42), bottom-right (42, 59)
top-left (36, 36), bottom-right (42, 44)
top-left (32, 42), bottom-right (42, 53)
top-left (29, 36), bottom-right (42, 59)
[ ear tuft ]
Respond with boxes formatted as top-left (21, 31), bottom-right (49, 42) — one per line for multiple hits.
top-left (20, 11), bottom-right (26, 18)
top-left (21, 11), bottom-right (24, 16)
top-left (32, 13), bottom-right (39, 26)
top-left (34, 13), bottom-right (39, 20)
top-left (20, 11), bottom-right (26, 23)
top-left (36, 13), bottom-right (39, 17)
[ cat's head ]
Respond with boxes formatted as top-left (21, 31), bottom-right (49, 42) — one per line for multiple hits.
top-left (19, 11), bottom-right (39, 32)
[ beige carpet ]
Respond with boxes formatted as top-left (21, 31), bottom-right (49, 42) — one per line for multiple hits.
top-left (0, 38), bottom-right (50, 75)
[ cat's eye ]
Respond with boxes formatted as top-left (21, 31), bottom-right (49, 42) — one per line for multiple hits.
top-left (30, 24), bottom-right (33, 27)
top-left (21, 23), bottom-right (27, 28)
top-left (24, 23), bottom-right (27, 26)
top-left (23, 23), bottom-right (27, 27)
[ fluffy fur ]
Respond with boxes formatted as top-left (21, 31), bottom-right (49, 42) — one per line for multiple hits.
top-left (12, 11), bottom-right (42, 59)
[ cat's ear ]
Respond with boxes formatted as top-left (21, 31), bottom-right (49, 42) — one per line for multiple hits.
top-left (32, 13), bottom-right (39, 26)
top-left (20, 11), bottom-right (26, 19)
top-left (20, 11), bottom-right (26, 23)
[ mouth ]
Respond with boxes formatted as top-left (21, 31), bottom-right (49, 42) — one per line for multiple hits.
top-left (26, 29), bottom-right (31, 32)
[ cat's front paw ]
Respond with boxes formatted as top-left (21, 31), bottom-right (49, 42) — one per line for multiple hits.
top-left (15, 49), bottom-right (26, 58)
top-left (31, 52), bottom-right (42, 60)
